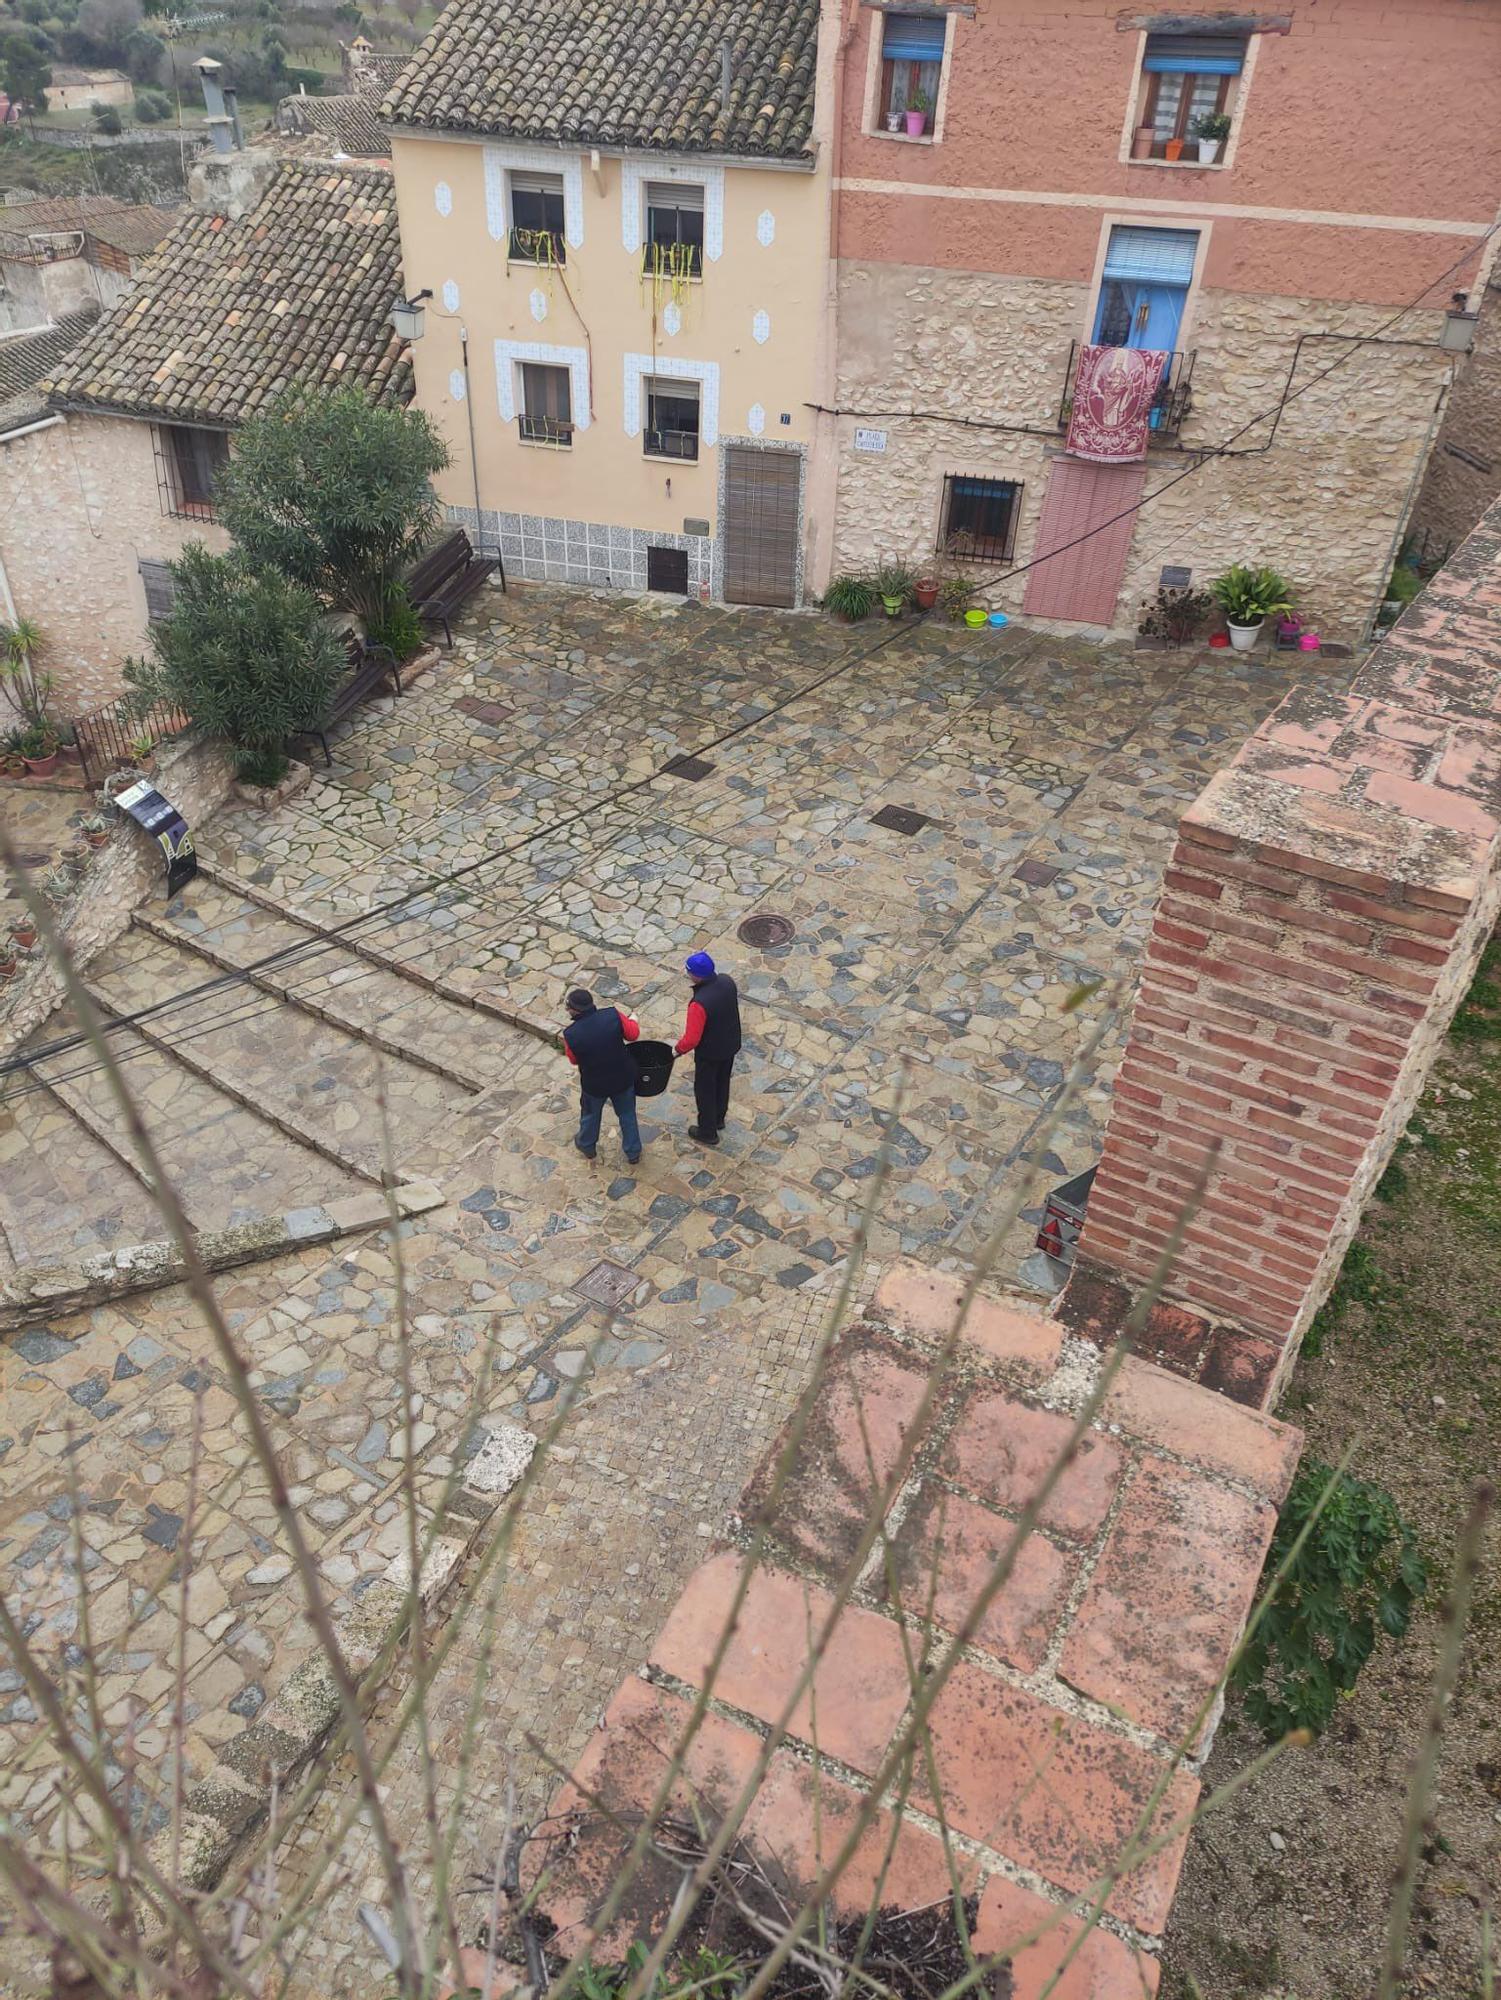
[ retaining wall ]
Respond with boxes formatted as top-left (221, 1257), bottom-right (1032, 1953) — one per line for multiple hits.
top-left (1063, 497), bottom-right (1501, 1408)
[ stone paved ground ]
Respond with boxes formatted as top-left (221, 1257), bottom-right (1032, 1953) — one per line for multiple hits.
top-left (0, 587), bottom-right (1350, 1991)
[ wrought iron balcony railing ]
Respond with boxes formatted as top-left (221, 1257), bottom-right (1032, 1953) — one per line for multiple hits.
top-left (518, 414), bottom-right (574, 447)
top-left (643, 426), bottom-right (700, 461)
top-left (1056, 342), bottom-right (1196, 440)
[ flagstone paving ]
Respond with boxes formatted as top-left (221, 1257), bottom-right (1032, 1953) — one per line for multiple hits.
top-left (0, 584), bottom-right (1354, 1994)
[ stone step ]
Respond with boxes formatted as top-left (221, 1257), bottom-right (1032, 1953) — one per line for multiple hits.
top-left (0, 1072), bottom-right (166, 1267)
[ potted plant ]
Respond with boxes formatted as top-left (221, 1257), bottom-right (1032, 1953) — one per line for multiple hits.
top-left (41, 863), bottom-right (79, 906)
top-left (1212, 564), bottom-right (1293, 651)
top-left (1164, 134), bottom-right (1185, 162)
top-left (937, 576), bottom-right (972, 623)
top-left (905, 89), bottom-right (930, 138)
top-left (872, 561), bottom-right (914, 616)
top-left (885, 108), bottom-right (903, 135)
top-left (11, 914), bottom-right (38, 950)
top-left (1190, 110), bottom-right (1231, 164)
top-left (912, 573), bottom-right (940, 611)
top-left (1137, 582), bottom-right (1213, 648)
top-left (821, 574), bottom-right (876, 622)
top-left (18, 723), bottom-right (59, 777)
top-left (1131, 123), bottom-right (1156, 160)
top-left (0, 943), bottom-right (17, 982)
top-left (80, 813), bottom-right (111, 850)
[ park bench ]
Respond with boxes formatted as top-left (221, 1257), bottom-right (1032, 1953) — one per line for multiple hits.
top-left (291, 633), bottom-right (402, 768)
top-left (406, 529), bottom-right (500, 645)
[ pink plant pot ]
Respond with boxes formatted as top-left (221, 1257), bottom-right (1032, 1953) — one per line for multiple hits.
top-left (904, 110), bottom-right (926, 136)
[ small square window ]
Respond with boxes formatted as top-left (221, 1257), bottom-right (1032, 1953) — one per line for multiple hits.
top-left (878, 10), bottom-right (946, 132)
top-left (1138, 33), bottom-right (1245, 159)
top-left (155, 424), bottom-right (228, 521)
top-left (519, 363), bottom-right (573, 446)
top-left (509, 173), bottom-right (566, 264)
top-left (644, 378), bottom-right (700, 462)
top-left (643, 182), bottom-right (704, 280)
top-left (940, 475), bottom-right (1021, 564)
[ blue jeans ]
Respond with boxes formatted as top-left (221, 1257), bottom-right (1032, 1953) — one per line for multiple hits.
top-left (576, 1086), bottom-right (642, 1160)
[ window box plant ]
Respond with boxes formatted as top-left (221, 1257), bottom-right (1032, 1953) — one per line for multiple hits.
top-left (1190, 110), bottom-right (1232, 164)
top-left (1212, 564), bottom-right (1293, 651)
top-left (872, 561), bottom-right (915, 616)
top-left (905, 90), bottom-right (929, 137)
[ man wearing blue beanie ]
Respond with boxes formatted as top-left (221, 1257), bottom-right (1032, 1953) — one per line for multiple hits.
top-left (674, 950), bottom-right (742, 1146)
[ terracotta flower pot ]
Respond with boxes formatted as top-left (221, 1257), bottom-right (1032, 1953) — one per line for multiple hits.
top-left (1164, 136), bottom-right (1184, 161)
top-left (11, 921), bottom-right (37, 950)
top-left (1131, 124), bottom-right (1155, 160)
top-left (913, 579), bottom-right (939, 609)
top-left (0, 955), bottom-right (17, 981)
top-left (83, 829), bottom-right (109, 850)
top-left (23, 752), bottom-right (58, 778)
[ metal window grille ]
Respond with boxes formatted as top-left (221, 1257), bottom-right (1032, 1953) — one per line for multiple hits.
top-left (518, 362), bottom-right (573, 446)
top-left (509, 174), bottom-right (566, 264)
top-left (644, 379), bottom-right (700, 461)
top-left (644, 183), bottom-right (704, 276)
top-left (153, 424), bottom-right (228, 522)
top-left (939, 475), bottom-right (1021, 564)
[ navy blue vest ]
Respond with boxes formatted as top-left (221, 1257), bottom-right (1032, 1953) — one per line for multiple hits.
top-left (563, 1005), bottom-right (636, 1096)
top-left (692, 974), bottom-right (742, 1059)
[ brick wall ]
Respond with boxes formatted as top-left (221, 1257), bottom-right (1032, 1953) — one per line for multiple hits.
top-left (1062, 498), bottom-right (1501, 1409)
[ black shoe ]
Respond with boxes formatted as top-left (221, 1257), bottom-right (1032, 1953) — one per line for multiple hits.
top-left (625, 1153), bottom-right (641, 1165)
top-left (575, 1145), bottom-right (597, 1160)
top-left (688, 1125), bottom-right (719, 1146)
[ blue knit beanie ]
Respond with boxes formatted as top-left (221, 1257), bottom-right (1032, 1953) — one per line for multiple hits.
top-left (684, 951), bottom-right (715, 978)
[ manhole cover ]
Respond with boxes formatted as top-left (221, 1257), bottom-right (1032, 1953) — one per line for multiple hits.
top-left (738, 912), bottom-right (795, 949)
top-left (1013, 857), bottom-right (1062, 888)
top-left (869, 804), bottom-right (930, 837)
top-left (572, 1259), bottom-right (641, 1310)
top-left (661, 754), bottom-right (716, 782)
top-left (453, 696), bottom-right (515, 726)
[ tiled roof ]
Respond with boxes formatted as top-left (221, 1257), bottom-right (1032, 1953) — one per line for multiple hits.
top-left (382, 0), bottom-right (820, 159)
top-left (276, 91), bottom-right (389, 157)
top-left (44, 164), bottom-right (412, 427)
top-left (353, 52), bottom-right (411, 96)
top-left (0, 303), bottom-right (100, 436)
top-left (0, 194), bottom-right (179, 259)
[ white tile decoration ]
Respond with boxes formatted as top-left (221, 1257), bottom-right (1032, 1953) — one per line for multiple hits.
top-left (620, 159), bottom-right (724, 262)
top-left (483, 145), bottom-right (585, 248)
top-left (449, 368), bottom-right (467, 402)
top-left (747, 403), bottom-right (765, 435)
top-left (756, 209), bottom-right (775, 247)
top-left (623, 353), bottom-right (719, 445)
top-left (662, 301), bottom-right (682, 337)
top-left (495, 340), bottom-right (591, 429)
top-left (529, 287), bottom-right (548, 323)
top-left (752, 310), bottom-right (771, 345)
top-left (442, 279), bottom-right (460, 312)
top-left (434, 181), bottom-right (452, 217)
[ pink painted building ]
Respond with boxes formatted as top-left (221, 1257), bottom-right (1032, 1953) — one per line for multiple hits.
top-left (825, 0), bottom-right (1501, 641)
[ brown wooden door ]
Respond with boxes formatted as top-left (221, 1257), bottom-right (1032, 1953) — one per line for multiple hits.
top-left (722, 447), bottom-right (800, 607)
top-left (1021, 458), bottom-right (1147, 625)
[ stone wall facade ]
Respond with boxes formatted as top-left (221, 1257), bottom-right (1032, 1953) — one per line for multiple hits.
top-left (0, 410), bottom-right (229, 715)
top-left (1410, 277), bottom-right (1501, 568)
top-left (1061, 497), bottom-right (1501, 1408)
top-left (831, 259), bottom-right (1450, 642)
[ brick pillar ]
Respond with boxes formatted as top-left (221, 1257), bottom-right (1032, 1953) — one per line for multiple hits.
top-left (1063, 567), bottom-right (1501, 1409)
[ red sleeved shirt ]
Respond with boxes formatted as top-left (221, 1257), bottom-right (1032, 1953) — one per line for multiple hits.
top-left (564, 1012), bottom-right (639, 1064)
top-left (674, 1001), bottom-right (707, 1057)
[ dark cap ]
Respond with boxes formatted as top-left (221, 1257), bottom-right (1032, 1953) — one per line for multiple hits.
top-left (565, 988), bottom-right (593, 1014)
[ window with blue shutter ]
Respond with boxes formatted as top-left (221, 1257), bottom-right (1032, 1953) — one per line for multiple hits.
top-left (878, 10), bottom-right (948, 131)
top-left (1136, 31), bottom-right (1246, 159)
top-left (1093, 226), bottom-right (1200, 355)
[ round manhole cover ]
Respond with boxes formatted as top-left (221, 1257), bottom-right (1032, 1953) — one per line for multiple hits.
top-left (738, 912), bottom-right (795, 949)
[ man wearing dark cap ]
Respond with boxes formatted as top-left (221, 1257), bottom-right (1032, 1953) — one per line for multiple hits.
top-left (562, 988), bottom-right (643, 1163)
top-left (674, 951), bottom-right (741, 1147)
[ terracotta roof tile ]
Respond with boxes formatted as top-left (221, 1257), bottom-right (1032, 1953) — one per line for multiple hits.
top-left (43, 163), bottom-right (412, 427)
top-left (275, 91), bottom-right (390, 157)
top-left (0, 303), bottom-right (101, 435)
top-left (382, 0), bottom-right (820, 159)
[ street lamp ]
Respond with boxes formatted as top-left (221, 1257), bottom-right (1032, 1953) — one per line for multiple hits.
top-left (390, 289), bottom-right (432, 342)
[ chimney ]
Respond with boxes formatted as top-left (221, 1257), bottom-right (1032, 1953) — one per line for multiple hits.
top-left (222, 80), bottom-right (244, 150)
top-left (186, 55), bottom-right (276, 219)
top-left (194, 56), bottom-right (233, 156)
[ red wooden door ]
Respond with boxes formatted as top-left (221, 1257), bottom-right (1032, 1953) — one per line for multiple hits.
top-left (1021, 458), bottom-right (1147, 625)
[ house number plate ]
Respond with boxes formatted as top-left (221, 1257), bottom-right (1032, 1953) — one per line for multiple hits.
top-left (853, 428), bottom-right (887, 453)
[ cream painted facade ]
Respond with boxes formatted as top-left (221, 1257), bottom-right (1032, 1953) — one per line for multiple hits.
top-left (388, 126), bottom-right (837, 606)
top-left (0, 411), bottom-right (228, 714)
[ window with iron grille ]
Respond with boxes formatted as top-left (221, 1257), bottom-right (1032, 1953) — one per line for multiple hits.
top-left (878, 11), bottom-right (946, 127)
top-left (155, 424), bottom-right (229, 521)
top-left (1138, 33), bottom-right (1245, 158)
top-left (509, 172), bottom-right (566, 264)
top-left (139, 557), bottom-right (177, 625)
top-left (644, 182), bottom-right (704, 279)
top-left (939, 475), bottom-right (1021, 563)
top-left (518, 362), bottom-right (573, 446)
top-left (644, 378), bottom-right (700, 462)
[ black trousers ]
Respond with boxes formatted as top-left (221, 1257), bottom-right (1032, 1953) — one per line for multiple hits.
top-left (693, 1055), bottom-right (735, 1136)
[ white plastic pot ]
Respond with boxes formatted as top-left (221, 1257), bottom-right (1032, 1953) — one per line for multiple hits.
top-left (1226, 618), bottom-right (1263, 652)
top-left (1197, 138), bottom-right (1221, 164)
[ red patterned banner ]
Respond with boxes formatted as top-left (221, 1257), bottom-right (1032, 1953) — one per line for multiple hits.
top-left (1064, 344), bottom-right (1169, 463)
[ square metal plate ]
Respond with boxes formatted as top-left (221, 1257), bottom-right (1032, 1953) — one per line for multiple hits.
top-left (1013, 857), bottom-right (1062, 888)
top-left (454, 696), bottom-right (515, 726)
top-left (869, 804), bottom-right (930, 837)
top-left (661, 755), bottom-right (716, 782)
top-left (572, 1259), bottom-right (641, 1309)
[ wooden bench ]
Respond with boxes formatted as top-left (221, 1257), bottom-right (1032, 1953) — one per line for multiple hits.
top-left (407, 529), bottom-right (500, 645)
top-left (291, 633), bottom-right (402, 768)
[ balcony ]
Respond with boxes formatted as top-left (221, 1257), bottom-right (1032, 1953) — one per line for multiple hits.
top-left (643, 426), bottom-right (699, 462)
top-left (518, 414), bottom-right (574, 448)
top-left (1056, 342), bottom-right (1195, 441)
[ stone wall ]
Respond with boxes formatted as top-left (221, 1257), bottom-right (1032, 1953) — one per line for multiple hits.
top-left (1410, 277), bottom-right (1501, 568)
top-left (831, 258), bottom-right (1449, 641)
top-left (1, 727), bottom-right (235, 1059)
top-left (1061, 497), bottom-right (1501, 1408)
top-left (0, 410), bottom-right (230, 714)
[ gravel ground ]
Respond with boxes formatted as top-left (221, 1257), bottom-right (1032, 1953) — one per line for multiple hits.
top-left (1160, 939), bottom-right (1501, 1999)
